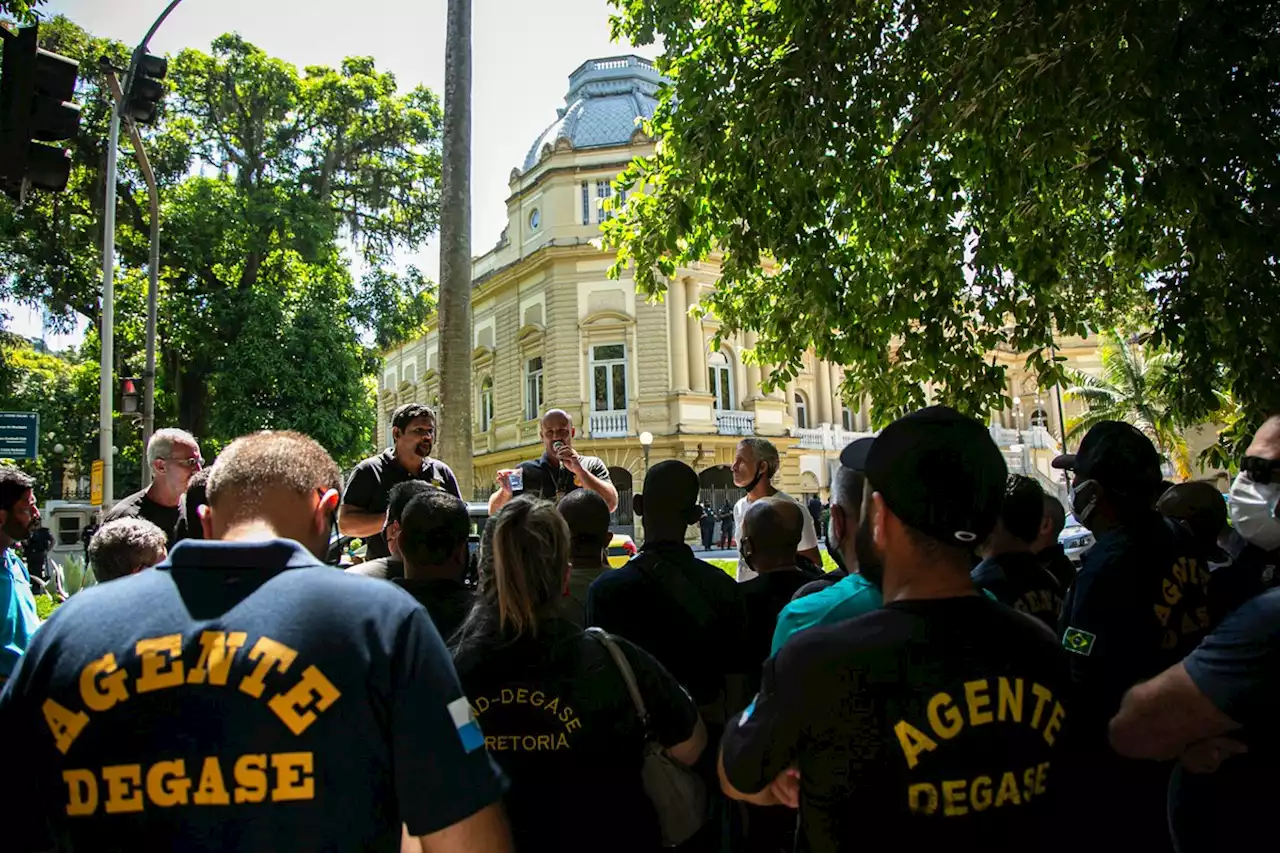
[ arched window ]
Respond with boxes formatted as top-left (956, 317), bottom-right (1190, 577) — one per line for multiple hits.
top-left (479, 377), bottom-right (494, 432)
top-left (794, 392), bottom-right (809, 429)
top-left (841, 405), bottom-right (854, 431)
top-left (1031, 408), bottom-right (1049, 429)
top-left (708, 350), bottom-right (734, 410)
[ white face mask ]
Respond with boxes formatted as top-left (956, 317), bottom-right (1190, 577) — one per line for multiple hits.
top-left (1229, 473), bottom-right (1280, 552)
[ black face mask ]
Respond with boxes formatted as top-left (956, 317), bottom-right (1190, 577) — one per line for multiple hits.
top-left (741, 463), bottom-right (766, 495)
top-left (854, 515), bottom-right (883, 590)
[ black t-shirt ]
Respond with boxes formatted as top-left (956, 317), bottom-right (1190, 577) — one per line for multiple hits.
top-left (341, 450), bottom-right (461, 559)
top-left (586, 542), bottom-right (748, 715)
top-left (452, 619), bottom-right (698, 853)
top-left (1057, 514), bottom-right (1210, 849)
top-left (971, 552), bottom-right (1064, 630)
top-left (721, 596), bottom-right (1070, 853)
top-left (514, 451), bottom-right (611, 502)
top-left (1169, 586), bottom-right (1280, 853)
top-left (102, 488), bottom-right (181, 545)
top-left (0, 539), bottom-right (506, 852)
top-left (741, 568), bottom-right (822, 689)
top-left (392, 577), bottom-right (474, 644)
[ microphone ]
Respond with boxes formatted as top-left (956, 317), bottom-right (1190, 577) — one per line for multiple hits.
top-left (552, 440), bottom-right (566, 452)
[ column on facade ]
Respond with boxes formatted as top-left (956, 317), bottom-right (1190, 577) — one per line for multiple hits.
top-left (815, 358), bottom-right (833, 425)
top-left (685, 279), bottom-right (708, 393)
top-left (786, 380), bottom-right (798, 420)
top-left (668, 278), bottom-right (690, 391)
top-left (859, 395), bottom-right (871, 431)
top-left (732, 336), bottom-right (748, 410)
top-left (744, 331), bottom-right (762, 403)
top-left (829, 364), bottom-right (844, 425)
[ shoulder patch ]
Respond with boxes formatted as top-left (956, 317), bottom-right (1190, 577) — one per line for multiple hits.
top-left (448, 696), bottom-right (485, 753)
top-left (1062, 626), bottom-right (1097, 656)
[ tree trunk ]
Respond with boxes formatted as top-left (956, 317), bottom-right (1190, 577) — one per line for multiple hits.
top-left (437, 0), bottom-right (474, 496)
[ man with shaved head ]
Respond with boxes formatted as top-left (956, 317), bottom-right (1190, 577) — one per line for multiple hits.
top-left (489, 408), bottom-right (616, 514)
top-left (0, 430), bottom-right (511, 853)
top-left (739, 498), bottom-right (823, 684)
top-left (587, 460), bottom-right (748, 729)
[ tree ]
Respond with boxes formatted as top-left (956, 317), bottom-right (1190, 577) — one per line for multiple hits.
top-left (603, 0), bottom-right (1280, 437)
top-left (1, 19), bottom-right (443, 468)
top-left (1064, 332), bottom-right (1191, 478)
top-left (437, 0), bottom-right (474, 495)
top-left (0, 1), bottom-right (44, 24)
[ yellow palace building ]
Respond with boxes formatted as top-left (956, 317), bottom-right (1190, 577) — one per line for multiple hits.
top-left (377, 56), bottom-right (1173, 532)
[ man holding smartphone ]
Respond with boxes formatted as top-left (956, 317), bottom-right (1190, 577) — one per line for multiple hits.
top-left (488, 409), bottom-right (616, 514)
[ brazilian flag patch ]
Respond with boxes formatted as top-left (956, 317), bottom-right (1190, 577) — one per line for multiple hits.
top-left (1062, 627), bottom-right (1097, 656)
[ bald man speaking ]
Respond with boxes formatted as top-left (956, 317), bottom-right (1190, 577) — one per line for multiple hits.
top-left (489, 409), bottom-right (617, 514)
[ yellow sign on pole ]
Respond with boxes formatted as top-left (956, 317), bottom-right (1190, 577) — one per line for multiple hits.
top-left (90, 459), bottom-right (104, 506)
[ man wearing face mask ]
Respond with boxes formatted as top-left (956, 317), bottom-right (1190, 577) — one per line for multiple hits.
top-left (731, 439), bottom-right (821, 582)
top-left (1106, 419), bottom-right (1280, 853)
top-left (1053, 420), bottom-right (1211, 852)
top-left (769, 441), bottom-right (883, 655)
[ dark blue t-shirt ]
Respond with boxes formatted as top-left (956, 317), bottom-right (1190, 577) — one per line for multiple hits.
top-left (0, 538), bottom-right (506, 852)
top-left (1171, 587), bottom-right (1280, 853)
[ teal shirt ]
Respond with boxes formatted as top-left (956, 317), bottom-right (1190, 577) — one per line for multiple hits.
top-left (770, 572), bottom-right (882, 656)
top-left (1, 548), bottom-right (41, 679)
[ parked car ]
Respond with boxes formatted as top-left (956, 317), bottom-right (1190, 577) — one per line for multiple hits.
top-left (1059, 514), bottom-right (1095, 565)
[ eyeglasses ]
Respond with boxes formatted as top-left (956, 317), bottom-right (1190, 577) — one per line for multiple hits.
top-left (1242, 456), bottom-right (1280, 485)
top-left (168, 457), bottom-right (204, 469)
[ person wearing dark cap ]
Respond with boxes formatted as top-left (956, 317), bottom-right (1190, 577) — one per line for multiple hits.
top-left (1052, 420), bottom-right (1210, 852)
top-left (347, 480), bottom-right (436, 580)
top-left (770, 441), bottom-right (883, 654)
top-left (557, 489), bottom-right (613, 627)
top-left (1031, 494), bottom-right (1077, 594)
top-left (720, 406), bottom-right (1071, 852)
top-left (972, 475), bottom-right (1064, 629)
top-left (394, 491), bottom-right (475, 643)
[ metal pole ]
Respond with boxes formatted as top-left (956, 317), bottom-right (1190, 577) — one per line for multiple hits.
top-left (99, 104), bottom-right (119, 508)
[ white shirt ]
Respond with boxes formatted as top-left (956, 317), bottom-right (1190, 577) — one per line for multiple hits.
top-left (733, 489), bottom-right (820, 582)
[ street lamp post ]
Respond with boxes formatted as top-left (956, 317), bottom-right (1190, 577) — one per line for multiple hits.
top-left (637, 431), bottom-right (654, 541)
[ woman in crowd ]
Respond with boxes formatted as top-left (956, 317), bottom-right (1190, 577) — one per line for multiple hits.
top-left (453, 496), bottom-right (706, 852)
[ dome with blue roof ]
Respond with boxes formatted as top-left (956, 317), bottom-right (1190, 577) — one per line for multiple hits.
top-left (520, 55), bottom-right (663, 174)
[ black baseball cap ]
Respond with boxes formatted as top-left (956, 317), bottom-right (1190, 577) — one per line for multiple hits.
top-left (840, 406), bottom-right (1007, 545)
top-left (1052, 420), bottom-right (1162, 494)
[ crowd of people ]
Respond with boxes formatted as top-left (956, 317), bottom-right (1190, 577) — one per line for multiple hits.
top-left (0, 399), bottom-right (1277, 853)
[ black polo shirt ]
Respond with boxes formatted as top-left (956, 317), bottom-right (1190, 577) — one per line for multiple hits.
top-left (721, 596), bottom-right (1071, 852)
top-left (103, 488), bottom-right (181, 546)
top-left (0, 538), bottom-right (506, 852)
top-left (515, 451), bottom-right (610, 502)
top-left (971, 552), bottom-right (1064, 630)
top-left (342, 449), bottom-right (460, 559)
top-left (392, 577), bottom-right (474, 645)
top-left (452, 618), bottom-right (698, 853)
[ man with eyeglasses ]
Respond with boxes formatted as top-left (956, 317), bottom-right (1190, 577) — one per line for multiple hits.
top-left (103, 428), bottom-right (203, 546)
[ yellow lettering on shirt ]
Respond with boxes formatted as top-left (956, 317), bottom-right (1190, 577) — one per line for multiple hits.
top-left (267, 665), bottom-right (341, 735)
top-left (995, 771), bottom-right (1022, 807)
top-left (894, 720), bottom-right (939, 770)
top-left (42, 698), bottom-right (89, 755)
top-left (1154, 603), bottom-right (1172, 626)
top-left (942, 779), bottom-right (969, 816)
top-left (234, 754), bottom-right (269, 804)
top-left (193, 756), bottom-right (231, 806)
top-left (1162, 578), bottom-right (1183, 606)
top-left (1043, 702), bottom-right (1066, 746)
top-left (79, 652), bottom-right (129, 712)
top-left (927, 692), bottom-right (963, 740)
top-left (904, 763), bottom-right (1053, 817)
top-left (271, 752), bottom-right (315, 802)
top-left (1029, 683), bottom-right (1052, 729)
top-left (63, 769), bottom-right (98, 816)
top-left (964, 680), bottom-right (994, 727)
top-left (187, 631), bottom-right (247, 686)
top-left (971, 776), bottom-right (993, 811)
top-left (102, 764), bottom-right (145, 814)
top-left (1035, 761), bottom-right (1049, 795)
top-left (135, 635), bottom-right (185, 693)
top-left (146, 759), bottom-right (191, 807)
top-left (997, 677), bottom-right (1023, 723)
top-left (238, 636), bottom-right (297, 699)
top-left (907, 783), bottom-right (938, 815)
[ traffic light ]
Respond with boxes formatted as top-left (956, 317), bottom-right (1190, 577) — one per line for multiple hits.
top-left (121, 378), bottom-right (140, 414)
top-left (122, 51), bottom-right (167, 124)
top-left (0, 23), bottom-right (82, 198)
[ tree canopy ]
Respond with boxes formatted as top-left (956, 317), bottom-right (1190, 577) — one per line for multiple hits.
top-left (1, 18), bottom-right (440, 469)
top-left (604, 0), bottom-right (1279, 442)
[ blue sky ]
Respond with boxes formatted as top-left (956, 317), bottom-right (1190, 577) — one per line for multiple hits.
top-left (7, 0), bottom-right (655, 345)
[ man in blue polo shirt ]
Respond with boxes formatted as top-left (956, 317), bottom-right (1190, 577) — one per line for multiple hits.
top-left (0, 430), bottom-right (511, 852)
top-left (771, 440), bottom-right (882, 655)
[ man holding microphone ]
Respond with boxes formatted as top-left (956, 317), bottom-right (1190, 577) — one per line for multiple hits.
top-left (488, 409), bottom-right (617, 514)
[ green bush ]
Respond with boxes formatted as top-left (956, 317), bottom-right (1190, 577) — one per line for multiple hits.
top-left (34, 593), bottom-right (58, 620)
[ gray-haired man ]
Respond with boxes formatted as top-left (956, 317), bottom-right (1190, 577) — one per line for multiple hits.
top-left (102, 428), bottom-right (203, 545)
